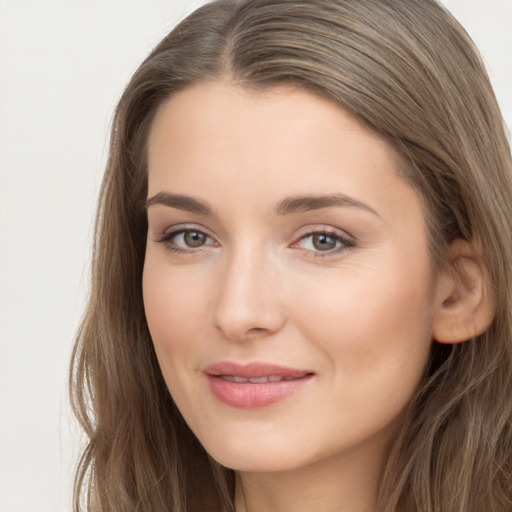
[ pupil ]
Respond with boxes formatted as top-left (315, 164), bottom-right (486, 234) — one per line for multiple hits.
top-left (313, 233), bottom-right (336, 251)
top-left (185, 231), bottom-right (206, 247)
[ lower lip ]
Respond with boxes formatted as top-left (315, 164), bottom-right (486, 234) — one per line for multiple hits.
top-left (207, 375), bottom-right (313, 408)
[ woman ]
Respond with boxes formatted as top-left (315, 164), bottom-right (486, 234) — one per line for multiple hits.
top-left (70, 0), bottom-right (512, 510)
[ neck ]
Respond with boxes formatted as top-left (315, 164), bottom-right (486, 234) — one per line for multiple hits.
top-left (235, 442), bottom-right (388, 512)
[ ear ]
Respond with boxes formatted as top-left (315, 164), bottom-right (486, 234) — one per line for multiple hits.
top-left (432, 238), bottom-right (495, 344)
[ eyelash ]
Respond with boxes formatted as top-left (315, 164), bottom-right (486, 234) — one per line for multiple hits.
top-left (292, 229), bottom-right (355, 258)
top-left (154, 226), bottom-right (355, 257)
top-left (154, 226), bottom-right (217, 254)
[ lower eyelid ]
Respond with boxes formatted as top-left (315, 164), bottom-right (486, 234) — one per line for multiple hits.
top-left (153, 225), bottom-right (354, 255)
top-left (296, 230), bottom-right (353, 244)
top-left (154, 225), bottom-right (208, 241)
top-left (155, 228), bottom-right (219, 251)
top-left (292, 230), bottom-right (356, 255)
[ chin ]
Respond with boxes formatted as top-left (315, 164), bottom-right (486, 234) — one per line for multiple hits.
top-left (213, 451), bottom-right (302, 473)
top-left (198, 431), bottom-right (307, 473)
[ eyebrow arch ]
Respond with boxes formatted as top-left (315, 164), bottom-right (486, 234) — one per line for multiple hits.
top-left (145, 192), bottom-right (213, 215)
top-left (275, 194), bottom-right (380, 217)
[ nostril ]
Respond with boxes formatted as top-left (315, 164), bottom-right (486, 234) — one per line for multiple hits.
top-left (247, 327), bottom-right (266, 335)
top-left (215, 324), bottom-right (268, 341)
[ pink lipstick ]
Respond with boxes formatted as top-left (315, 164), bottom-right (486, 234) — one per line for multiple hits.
top-left (204, 362), bottom-right (314, 408)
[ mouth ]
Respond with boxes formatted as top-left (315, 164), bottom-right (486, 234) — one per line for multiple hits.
top-left (220, 374), bottom-right (306, 383)
top-left (204, 362), bottom-right (314, 408)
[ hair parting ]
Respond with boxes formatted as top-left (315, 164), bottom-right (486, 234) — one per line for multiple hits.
top-left (70, 1), bottom-right (512, 510)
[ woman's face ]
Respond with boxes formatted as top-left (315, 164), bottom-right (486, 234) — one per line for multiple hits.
top-left (143, 82), bottom-right (440, 473)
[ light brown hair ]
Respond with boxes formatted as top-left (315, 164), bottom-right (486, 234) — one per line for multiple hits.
top-left (70, 1), bottom-right (512, 510)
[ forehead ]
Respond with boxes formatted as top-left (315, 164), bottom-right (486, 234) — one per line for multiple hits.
top-left (146, 81), bottom-right (420, 223)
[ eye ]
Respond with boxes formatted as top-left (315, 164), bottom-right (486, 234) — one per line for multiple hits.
top-left (155, 228), bottom-right (217, 252)
top-left (293, 229), bottom-right (355, 256)
top-left (303, 233), bottom-right (339, 251)
top-left (175, 230), bottom-right (209, 248)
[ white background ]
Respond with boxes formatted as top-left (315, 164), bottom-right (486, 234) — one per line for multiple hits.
top-left (0, 1), bottom-right (510, 511)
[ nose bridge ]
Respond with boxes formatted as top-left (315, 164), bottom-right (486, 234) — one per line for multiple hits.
top-left (212, 238), bottom-right (285, 341)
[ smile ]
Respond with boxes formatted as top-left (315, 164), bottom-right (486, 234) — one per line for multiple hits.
top-left (204, 362), bottom-right (314, 408)
top-left (221, 375), bottom-right (303, 383)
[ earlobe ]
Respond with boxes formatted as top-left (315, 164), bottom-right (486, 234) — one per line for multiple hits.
top-left (432, 239), bottom-right (495, 344)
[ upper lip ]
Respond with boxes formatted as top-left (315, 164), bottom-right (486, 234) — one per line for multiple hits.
top-left (203, 361), bottom-right (312, 379)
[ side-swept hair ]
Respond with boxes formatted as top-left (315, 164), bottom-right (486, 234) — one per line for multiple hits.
top-left (70, 1), bottom-right (512, 510)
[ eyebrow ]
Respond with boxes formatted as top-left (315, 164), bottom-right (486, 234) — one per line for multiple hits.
top-left (275, 194), bottom-right (380, 217)
top-left (145, 192), bottom-right (379, 217)
top-left (145, 192), bottom-right (213, 215)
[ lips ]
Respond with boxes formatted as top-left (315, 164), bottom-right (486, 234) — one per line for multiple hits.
top-left (221, 374), bottom-right (301, 383)
top-left (204, 362), bottom-right (314, 408)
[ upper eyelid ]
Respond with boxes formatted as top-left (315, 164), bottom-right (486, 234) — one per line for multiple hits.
top-left (159, 227), bottom-right (213, 239)
top-left (151, 223), bottom-right (355, 246)
top-left (152, 224), bottom-right (218, 247)
top-left (155, 223), bottom-right (216, 238)
top-left (290, 226), bottom-right (356, 252)
top-left (293, 225), bottom-right (355, 241)
top-left (154, 228), bottom-right (219, 254)
top-left (293, 231), bottom-right (354, 247)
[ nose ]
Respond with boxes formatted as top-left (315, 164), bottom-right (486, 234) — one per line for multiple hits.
top-left (211, 245), bottom-right (286, 342)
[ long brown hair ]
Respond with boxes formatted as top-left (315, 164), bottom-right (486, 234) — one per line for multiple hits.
top-left (70, 1), bottom-right (512, 510)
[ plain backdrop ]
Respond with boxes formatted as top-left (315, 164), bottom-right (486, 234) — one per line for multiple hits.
top-left (0, 1), bottom-right (510, 511)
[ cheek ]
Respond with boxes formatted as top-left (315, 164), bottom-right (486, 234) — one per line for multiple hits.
top-left (142, 259), bottom-right (210, 372)
top-left (290, 257), bottom-right (436, 401)
top-left (289, 279), bottom-right (434, 447)
top-left (142, 259), bottom-right (215, 433)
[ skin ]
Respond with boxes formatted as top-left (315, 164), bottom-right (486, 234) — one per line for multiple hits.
top-left (143, 82), bottom-right (445, 512)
